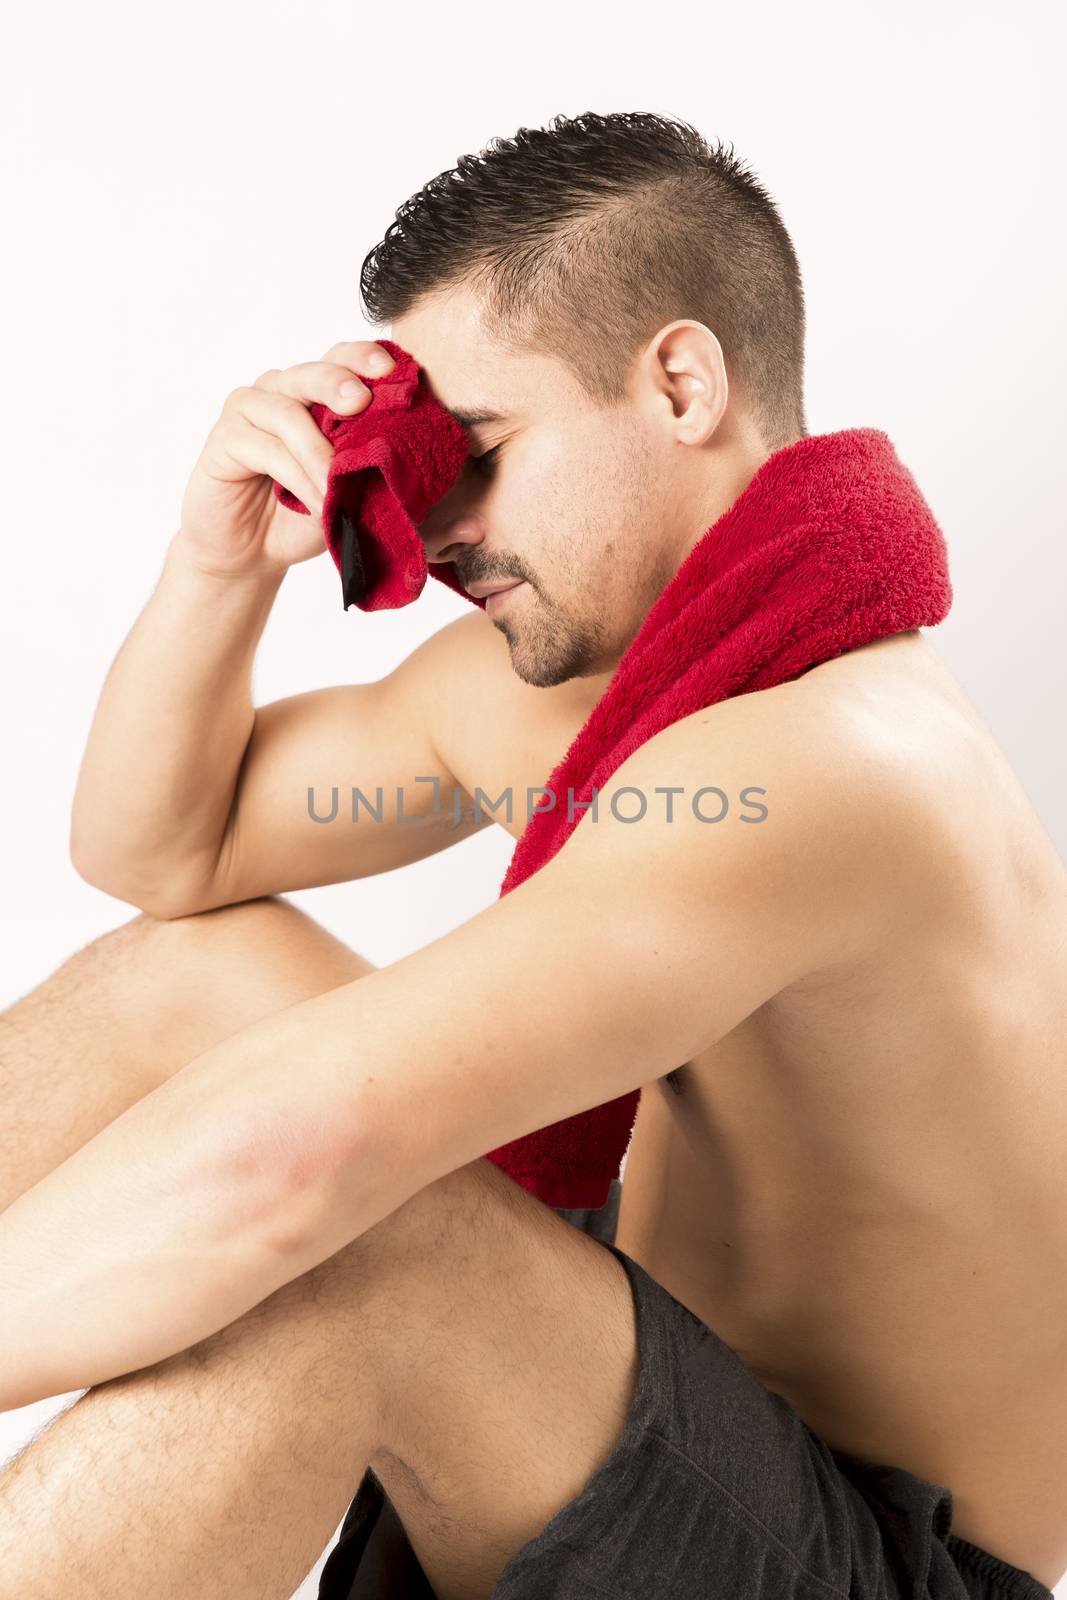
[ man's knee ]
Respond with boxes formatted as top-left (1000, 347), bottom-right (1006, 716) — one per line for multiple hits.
top-left (122, 895), bottom-right (377, 988)
top-left (98, 896), bottom-right (293, 957)
top-left (73, 896), bottom-right (376, 1077)
top-left (355, 1159), bottom-right (546, 1276)
top-left (126, 894), bottom-right (292, 938)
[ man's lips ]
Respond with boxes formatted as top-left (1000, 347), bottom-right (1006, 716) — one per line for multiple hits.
top-left (464, 578), bottom-right (525, 599)
top-left (485, 580), bottom-right (526, 615)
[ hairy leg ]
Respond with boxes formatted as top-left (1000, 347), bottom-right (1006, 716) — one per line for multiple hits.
top-left (0, 1157), bottom-right (637, 1600)
top-left (0, 895), bottom-right (381, 1593)
top-left (0, 1169), bottom-right (398, 1599)
top-left (0, 902), bottom-right (638, 1599)
top-left (0, 896), bottom-right (375, 1210)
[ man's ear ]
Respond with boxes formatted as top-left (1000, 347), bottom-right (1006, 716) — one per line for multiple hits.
top-left (641, 319), bottom-right (728, 447)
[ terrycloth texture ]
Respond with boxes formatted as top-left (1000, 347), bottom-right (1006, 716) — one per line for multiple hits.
top-left (272, 338), bottom-right (480, 612)
top-left (274, 353), bottom-right (953, 1209)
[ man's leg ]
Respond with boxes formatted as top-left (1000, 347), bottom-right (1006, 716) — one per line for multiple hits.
top-left (0, 903), bottom-right (640, 1599)
top-left (1, 1150), bottom-right (637, 1600)
top-left (357, 1158), bottom-right (640, 1600)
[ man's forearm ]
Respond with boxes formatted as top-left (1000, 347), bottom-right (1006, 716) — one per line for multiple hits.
top-left (69, 530), bottom-right (285, 908)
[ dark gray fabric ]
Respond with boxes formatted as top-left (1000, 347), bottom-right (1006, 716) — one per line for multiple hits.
top-left (317, 1179), bottom-right (1053, 1600)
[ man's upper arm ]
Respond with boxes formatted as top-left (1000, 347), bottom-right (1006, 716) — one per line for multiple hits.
top-left (305, 693), bottom-right (908, 1213)
top-left (179, 613), bottom-right (491, 915)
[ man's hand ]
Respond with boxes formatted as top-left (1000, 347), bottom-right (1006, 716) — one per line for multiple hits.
top-left (178, 338), bottom-right (396, 580)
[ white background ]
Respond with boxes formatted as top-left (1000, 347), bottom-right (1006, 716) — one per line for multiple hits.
top-left (2, 2), bottom-right (1064, 1594)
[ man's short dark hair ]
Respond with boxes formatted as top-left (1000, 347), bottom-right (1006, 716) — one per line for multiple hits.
top-left (360, 111), bottom-right (807, 452)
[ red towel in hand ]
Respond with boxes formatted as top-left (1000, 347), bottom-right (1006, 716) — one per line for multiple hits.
top-left (274, 347), bottom-right (953, 1208)
top-left (272, 338), bottom-right (480, 612)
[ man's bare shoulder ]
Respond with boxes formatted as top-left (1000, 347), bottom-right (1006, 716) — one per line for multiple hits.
top-left (616, 671), bottom-right (915, 812)
top-left (579, 676), bottom-right (932, 965)
top-left (431, 613), bottom-right (930, 896)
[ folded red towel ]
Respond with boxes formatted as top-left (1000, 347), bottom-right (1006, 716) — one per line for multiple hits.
top-left (275, 347), bottom-right (953, 1209)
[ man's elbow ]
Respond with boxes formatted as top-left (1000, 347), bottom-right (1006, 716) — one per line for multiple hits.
top-left (70, 852), bottom-right (166, 920)
top-left (68, 836), bottom-right (215, 921)
top-left (153, 983), bottom-right (398, 1273)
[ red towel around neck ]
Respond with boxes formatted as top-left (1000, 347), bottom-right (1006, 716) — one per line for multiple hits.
top-left (274, 344), bottom-right (953, 1208)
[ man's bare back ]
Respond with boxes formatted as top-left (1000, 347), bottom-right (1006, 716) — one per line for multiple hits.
top-left (438, 610), bottom-right (1067, 1589)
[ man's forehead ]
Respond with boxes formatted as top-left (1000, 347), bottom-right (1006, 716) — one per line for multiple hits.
top-left (389, 337), bottom-right (516, 428)
top-left (387, 308), bottom-right (534, 429)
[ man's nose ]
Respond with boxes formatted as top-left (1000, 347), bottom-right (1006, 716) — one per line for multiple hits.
top-left (420, 508), bottom-right (488, 570)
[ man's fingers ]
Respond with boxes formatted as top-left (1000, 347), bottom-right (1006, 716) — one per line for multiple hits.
top-left (319, 339), bottom-right (395, 374)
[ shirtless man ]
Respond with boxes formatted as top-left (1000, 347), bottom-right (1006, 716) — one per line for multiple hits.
top-left (2, 175), bottom-right (1066, 1600)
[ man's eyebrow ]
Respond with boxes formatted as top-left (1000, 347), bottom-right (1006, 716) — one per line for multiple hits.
top-left (444, 406), bottom-right (510, 429)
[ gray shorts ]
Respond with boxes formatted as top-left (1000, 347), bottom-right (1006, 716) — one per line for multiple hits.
top-left (317, 1181), bottom-right (1053, 1599)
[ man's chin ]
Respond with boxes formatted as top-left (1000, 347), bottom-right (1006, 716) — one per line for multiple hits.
top-left (504, 635), bottom-right (569, 689)
top-left (504, 635), bottom-right (598, 690)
